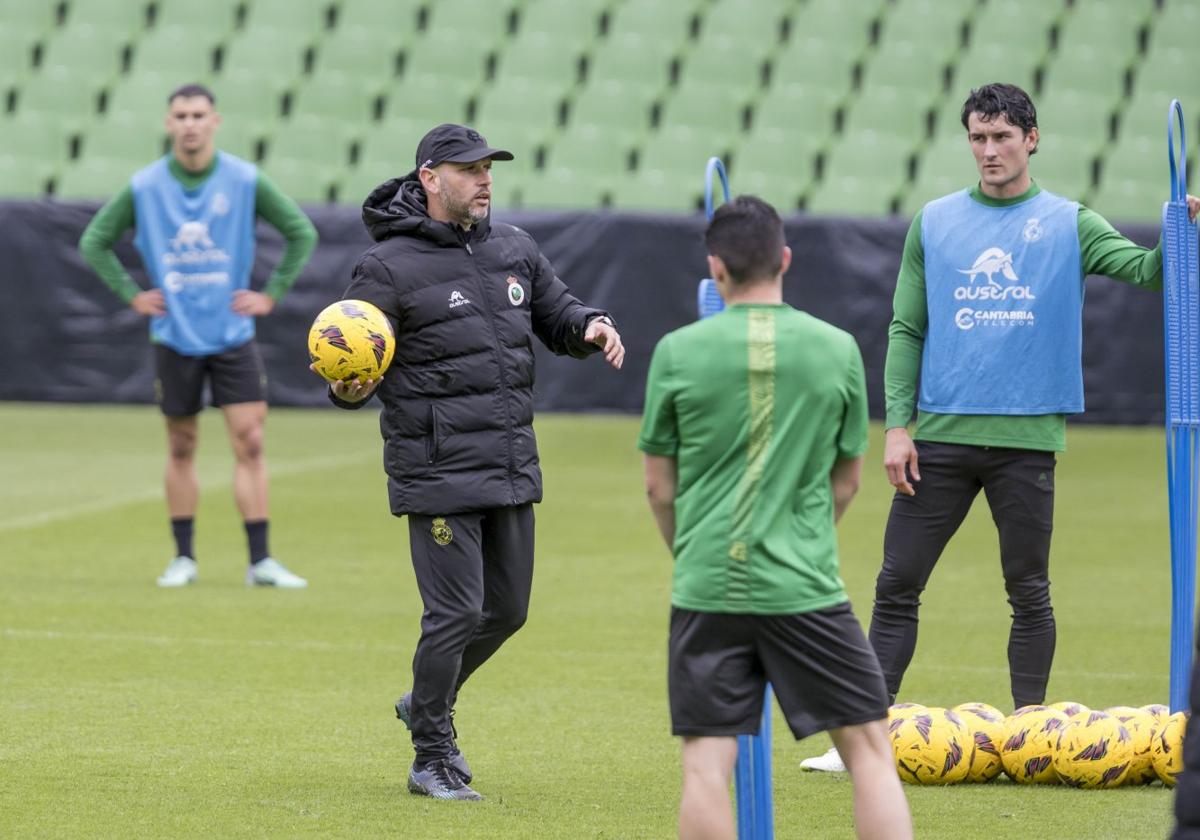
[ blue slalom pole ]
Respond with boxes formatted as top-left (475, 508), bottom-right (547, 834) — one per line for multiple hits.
top-left (1162, 99), bottom-right (1200, 713)
top-left (697, 156), bottom-right (774, 840)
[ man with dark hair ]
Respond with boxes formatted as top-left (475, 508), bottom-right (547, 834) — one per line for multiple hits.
top-left (803, 81), bottom-right (1200, 772)
top-left (640, 196), bottom-right (912, 839)
top-left (321, 123), bottom-right (624, 801)
top-left (79, 83), bottom-right (317, 588)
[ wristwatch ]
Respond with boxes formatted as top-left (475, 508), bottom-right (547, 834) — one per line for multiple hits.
top-left (590, 315), bottom-right (615, 328)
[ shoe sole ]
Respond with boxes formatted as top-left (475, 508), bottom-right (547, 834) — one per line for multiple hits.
top-left (407, 779), bottom-right (482, 801)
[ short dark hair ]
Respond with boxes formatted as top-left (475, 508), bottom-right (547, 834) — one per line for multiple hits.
top-left (704, 195), bottom-right (785, 285)
top-left (168, 83), bottom-right (215, 105)
top-left (961, 82), bottom-right (1037, 140)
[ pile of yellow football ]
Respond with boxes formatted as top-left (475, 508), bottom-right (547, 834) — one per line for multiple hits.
top-left (888, 701), bottom-right (1188, 788)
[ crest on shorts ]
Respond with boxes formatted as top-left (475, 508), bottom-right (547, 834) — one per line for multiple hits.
top-left (431, 517), bottom-right (453, 546)
top-left (506, 275), bottom-right (525, 306)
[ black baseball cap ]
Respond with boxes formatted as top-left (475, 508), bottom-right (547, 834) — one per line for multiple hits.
top-left (415, 123), bottom-right (514, 169)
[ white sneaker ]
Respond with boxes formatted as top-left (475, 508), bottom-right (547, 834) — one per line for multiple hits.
top-left (246, 557), bottom-right (308, 589)
top-left (157, 556), bottom-right (198, 588)
top-left (800, 747), bottom-right (846, 772)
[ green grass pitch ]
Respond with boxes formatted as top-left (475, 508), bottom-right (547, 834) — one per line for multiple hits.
top-left (0, 403), bottom-right (1179, 838)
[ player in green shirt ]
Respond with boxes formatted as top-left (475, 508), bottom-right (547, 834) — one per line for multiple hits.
top-left (79, 83), bottom-right (317, 589)
top-left (640, 197), bottom-right (912, 840)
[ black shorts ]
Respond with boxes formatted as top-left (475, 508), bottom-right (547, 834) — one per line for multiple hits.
top-left (154, 340), bottom-right (267, 417)
top-left (668, 602), bottom-right (890, 740)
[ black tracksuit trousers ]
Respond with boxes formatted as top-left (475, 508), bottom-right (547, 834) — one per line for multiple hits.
top-left (406, 504), bottom-right (535, 766)
top-left (1173, 635), bottom-right (1200, 838)
top-left (868, 441), bottom-right (1058, 709)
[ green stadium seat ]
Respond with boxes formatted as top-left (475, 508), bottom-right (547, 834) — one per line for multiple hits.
top-left (83, 112), bottom-right (165, 162)
top-left (242, 0), bottom-right (332, 35)
top-left (207, 69), bottom-right (288, 137)
top-left (912, 131), bottom-right (975, 182)
top-left (969, 0), bottom-right (1063, 44)
top-left (423, 0), bottom-right (518, 41)
top-left (1087, 178), bottom-right (1166, 224)
top-left (806, 172), bottom-right (901, 216)
top-left (516, 0), bottom-right (606, 40)
top-left (1100, 136), bottom-right (1166, 187)
top-left (566, 79), bottom-right (655, 145)
top-left (38, 23), bottom-right (129, 79)
top-left (841, 85), bottom-right (934, 142)
top-left (215, 121), bottom-right (260, 161)
top-left (218, 29), bottom-right (308, 86)
top-left (607, 2), bottom-right (700, 42)
top-left (313, 25), bottom-right (402, 79)
top-left (881, 0), bottom-right (972, 48)
top-left (360, 117), bottom-right (436, 168)
top-left (338, 163), bottom-right (396, 207)
top-left (1131, 47), bottom-right (1194, 108)
top-left (614, 166), bottom-right (697, 212)
top-left (637, 123), bottom-right (732, 188)
top-left (1118, 92), bottom-right (1181, 145)
top-left (1040, 43), bottom-right (1131, 106)
top-left (1150, 0), bottom-right (1200, 51)
top-left (952, 41), bottom-right (1039, 96)
top-left (584, 31), bottom-right (675, 97)
top-left (861, 40), bottom-right (952, 95)
top-left (54, 156), bottom-right (141, 199)
top-left (14, 66), bottom-right (103, 130)
top-left (4, 112), bottom-right (71, 166)
top-left (731, 126), bottom-right (820, 198)
top-left (695, 0), bottom-right (790, 47)
top-left (0, 0), bottom-right (59, 35)
top-left (0, 154), bottom-right (51, 198)
top-left (1056, 0), bottom-right (1155, 54)
top-left (474, 78), bottom-right (565, 147)
top-left (734, 169), bottom-right (804, 213)
top-left (771, 37), bottom-right (857, 96)
top-left (544, 121), bottom-right (633, 178)
top-left (900, 169), bottom-right (969, 216)
top-left (129, 26), bottom-right (220, 78)
top-left (492, 31), bottom-right (584, 88)
top-left (290, 72), bottom-right (384, 126)
top-left (657, 78), bottom-right (750, 142)
top-left (752, 80), bottom-right (841, 142)
top-left (791, 0), bottom-right (882, 52)
top-left (335, 0), bottom-right (423, 33)
top-left (154, 0), bottom-right (242, 33)
top-left (0, 26), bottom-right (38, 88)
top-left (521, 167), bottom-right (608, 210)
top-left (64, 0), bottom-right (147, 32)
top-left (819, 129), bottom-right (912, 189)
top-left (105, 73), bottom-right (185, 121)
top-left (681, 37), bottom-right (767, 94)
top-left (1030, 132), bottom-right (1095, 199)
top-left (264, 116), bottom-right (353, 170)
top-left (262, 156), bottom-right (338, 204)
top-left (399, 29), bottom-right (489, 106)
top-left (1036, 89), bottom-right (1116, 146)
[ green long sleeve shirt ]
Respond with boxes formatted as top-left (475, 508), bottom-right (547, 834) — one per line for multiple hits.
top-left (884, 182), bottom-right (1163, 452)
top-left (78, 154), bottom-right (318, 304)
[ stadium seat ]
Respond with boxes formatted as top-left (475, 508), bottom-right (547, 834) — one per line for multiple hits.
top-left (333, 0), bottom-right (422, 33)
top-left (154, 0), bottom-right (242, 33)
top-left (731, 126), bottom-right (820, 200)
top-left (312, 25), bottom-right (402, 79)
top-left (398, 29), bottom-right (489, 107)
top-left (264, 115), bottom-right (354, 171)
top-left (1030, 132), bottom-right (1095, 199)
top-left (583, 31), bottom-right (675, 98)
top-left (1037, 88), bottom-right (1118, 149)
top-left (1055, 0), bottom-right (1155, 54)
top-left (54, 156), bottom-right (141, 199)
top-left (423, 0), bottom-right (518, 41)
top-left (613, 165), bottom-right (699, 212)
top-left (900, 169), bottom-right (970, 216)
top-left (129, 25), bottom-right (220, 78)
top-left (521, 166), bottom-right (608, 210)
top-left (655, 79), bottom-right (748, 144)
top-left (1088, 177), bottom-right (1167, 223)
top-left (359, 117), bottom-right (439, 168)
top-left (1100, 135), bottom-right (1167, 188)
top-left (83, 112), bottom-right (165, 162)
top-left (13, 66), bottom-right (103, 131)
top-left (841, 85), bottom-right (934, 142)
top-left (1130, 47), bottom-right (1194, 114)
top-left (0, 154), bottom-right (51, 198)
top-left (771, 36), bottom-right (858, 96)
top-left (218, 29), bottom-right (308, 86)
top-left (733, 169), bottom-right (804, 213)
top-left (1040, 43), bottom-right (1132, 107)
top-left (1119, 91), bottom-right (1183, 145)
top-left (241, 0), bottom-right (332, 36)
top-left (679, 36), bottom-right (768, 94)
top-left (290, 72), bottom-right (384, 126)
top-left (492, 31), bottom-right (585, 89)
top-left (951, 41), bottom-right (1039, 96)
top-left (338, 164), bottom-right (397, 207)
top-left (752, 80), bottom-right (841, 144)
top-left (880, 0), bottom-right (973, 49)
top-left (207, 69), bottom-right (288, 138)
top-left (969, 0), bottom-right (1063, 41)
top-left (860, 40), bottom-right (952, 95)
top-left (4, 112), bottom-right (71, 167)
top-left (806, 171), bottom-right (901, 216)
top-left (0, 26), bottom-right (38, 88)
top-left (607, 2), bottom-right (700, 42)
top-left (64, 0), bottom-right (147, 32)
top-left (637, 123), bottom-right (732, 189)
top-left (544, 121), bottom-right (633, 180)
top-left (106, 73), bottom-right (187, 121)
top-left (565, 80), bottom-right (654, 147)
top-left (791, 0), bottom-right (883, 52)
top-left (474, 78), bottom-right (566, 148)
top-left (262, 156), bottom-right (338, 204)
top-left (1150, 0), bottom-right (1200, 52)
top-left (516, 0), bottom-right (607, 40)
top-left (695, 0), bottom-right (790, 47)
top-left (0, 0), bottom-right (59, 35)
top-left (38, 23), bottom-right (129, 79)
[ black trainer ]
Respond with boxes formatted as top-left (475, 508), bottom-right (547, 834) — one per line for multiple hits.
top-left (408, 758), bottom-right (483, 801)
top-left (395, 692), bottom-right (474, 783)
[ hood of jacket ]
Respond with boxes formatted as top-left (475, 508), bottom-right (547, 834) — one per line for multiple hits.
top-left (361, 170), bottom-right (491, 247)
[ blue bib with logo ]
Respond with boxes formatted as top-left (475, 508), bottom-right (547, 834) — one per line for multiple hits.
top-left (919, 188), bottom-right (1083, 415)
top-left (131, 152), bottom-right (258, 355)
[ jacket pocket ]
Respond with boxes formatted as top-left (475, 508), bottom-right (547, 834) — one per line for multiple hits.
top-left (426, 403), bottom-right (441, 465)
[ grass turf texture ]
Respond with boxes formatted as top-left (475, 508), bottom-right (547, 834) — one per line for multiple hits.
top-left (0, 403), bottom-right (1179, 838)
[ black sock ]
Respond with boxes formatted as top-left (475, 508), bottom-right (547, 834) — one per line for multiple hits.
top-left (171, 517), bottom-right (194, 560)
top-left (245, 519), bottom-right (269, 565)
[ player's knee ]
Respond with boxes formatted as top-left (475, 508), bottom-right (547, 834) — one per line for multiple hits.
top-left (492, 603), bottom-right (528, 635)
top-left (168, 430), bottom-right (197, 461)
top-left (233, 426), bottom-right (264, 462)
top-left (874, 566), bottom-right (923, 604)
top-left (1005, 576), bottom-right (1052, 613)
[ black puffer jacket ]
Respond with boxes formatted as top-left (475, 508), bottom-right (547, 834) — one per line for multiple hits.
top-left (335, 174), bottom-right (608, 516)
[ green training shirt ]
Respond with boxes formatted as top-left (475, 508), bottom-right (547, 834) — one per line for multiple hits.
top-left (638, 303), bottom-right (869, 614)
top-left (78, 154), bottom-right (317, 304)
top-left (885, 181), bottom-right (1163, 452)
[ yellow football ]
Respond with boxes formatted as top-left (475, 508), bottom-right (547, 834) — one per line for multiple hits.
top-left (308, 299), bottom-right (395, 384)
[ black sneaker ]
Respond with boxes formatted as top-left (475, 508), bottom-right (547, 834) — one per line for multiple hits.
top-left (408, 758), bottom-right (483, 801)
top-left (395, 693), bottom-right (473, 783)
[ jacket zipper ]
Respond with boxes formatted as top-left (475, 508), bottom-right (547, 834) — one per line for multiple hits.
top-left (465, 239), bottom-right (519, 505)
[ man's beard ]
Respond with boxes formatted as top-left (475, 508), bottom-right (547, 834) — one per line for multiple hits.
top-left (442, 189), bottom-right (488, 227)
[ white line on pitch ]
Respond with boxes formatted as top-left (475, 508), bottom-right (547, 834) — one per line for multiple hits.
top-left (2, 626), bottom-right (405, 654)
